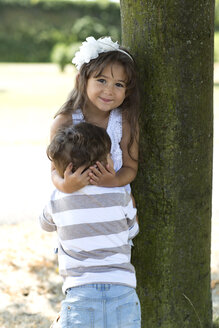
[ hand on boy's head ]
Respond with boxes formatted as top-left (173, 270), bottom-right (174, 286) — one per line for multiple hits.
top-left (62, 163), bottom-right (91, 193)
top-left (89, 161), bottom-right (116, 187)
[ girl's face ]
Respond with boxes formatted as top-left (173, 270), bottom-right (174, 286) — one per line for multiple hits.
top-left (86, 62), bottom-right (127, 114)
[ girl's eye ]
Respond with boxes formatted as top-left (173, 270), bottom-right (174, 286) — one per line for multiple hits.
top-left (97, 79), bottom-right (106, 84)
top-left (115, 82), bottom-right (125, 88)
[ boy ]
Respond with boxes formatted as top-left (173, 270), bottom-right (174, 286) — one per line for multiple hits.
top-left (39, 122), bottom-right (141, 328)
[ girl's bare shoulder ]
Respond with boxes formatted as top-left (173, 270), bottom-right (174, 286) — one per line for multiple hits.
top-left (50, 112), bottom-right (73, 140)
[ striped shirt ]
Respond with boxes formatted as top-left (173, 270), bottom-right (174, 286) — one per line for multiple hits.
top-left (39, 185), bottom-right (139, 293)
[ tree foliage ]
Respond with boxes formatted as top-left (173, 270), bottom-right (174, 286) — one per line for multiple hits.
top-left (0, 0), bottom-right (120, 62)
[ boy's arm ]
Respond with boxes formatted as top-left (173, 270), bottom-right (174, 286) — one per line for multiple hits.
top-left (124, 195), bottom-right (139, 240)
top-left (39, 204), bottom-right (57, 232)
top-left (128, 216), bottom-right (139, 240)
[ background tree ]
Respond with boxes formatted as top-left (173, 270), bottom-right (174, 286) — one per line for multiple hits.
top-left (120, 0), bottom-right (215, 327)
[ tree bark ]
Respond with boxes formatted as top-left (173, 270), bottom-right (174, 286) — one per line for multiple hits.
top-left (120, 1), bottom-right (214, 327)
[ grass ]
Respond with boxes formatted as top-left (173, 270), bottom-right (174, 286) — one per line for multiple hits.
top-left (215, 80), bottom-right (219, 105)
top-left (0, 63), bottom-right (218, 323)
top-left (0, 62), bottom-right (218, 144)
top-left (215, 31), bottom-right (219, 62)
top-left (0, 63), bottom-right (76, 145)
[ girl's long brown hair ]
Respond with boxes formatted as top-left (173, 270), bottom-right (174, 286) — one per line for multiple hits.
top-left (55, 48), bottom-right (140, 159)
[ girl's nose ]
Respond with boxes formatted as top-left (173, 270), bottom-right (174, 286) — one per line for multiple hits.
top-left (104, 84), bottom-right (113, 95)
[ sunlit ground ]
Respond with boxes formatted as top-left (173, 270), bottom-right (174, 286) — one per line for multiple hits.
top-left (0, 63), bottom-right (76, 145)
top-left (0, 63), bottom-right (218, 320)
top-left (0, 63), bottom-right (76, 222)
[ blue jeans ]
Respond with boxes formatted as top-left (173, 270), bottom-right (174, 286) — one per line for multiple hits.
top-left (60, 284), bottom-right (141, 328)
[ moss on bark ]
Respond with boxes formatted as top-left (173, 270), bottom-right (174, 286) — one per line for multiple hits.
top-left (120, 0), bottom-right (214, 327)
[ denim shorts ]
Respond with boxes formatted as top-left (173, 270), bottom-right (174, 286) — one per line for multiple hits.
top-left (60, 284), bottom-right (141, 328)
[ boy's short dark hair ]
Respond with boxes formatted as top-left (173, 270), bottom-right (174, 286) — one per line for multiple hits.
top-left (47, 122), bottom-right (111, 177)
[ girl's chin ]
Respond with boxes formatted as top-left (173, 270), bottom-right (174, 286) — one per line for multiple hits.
top-left (96, 105), bottom-right (114, 112)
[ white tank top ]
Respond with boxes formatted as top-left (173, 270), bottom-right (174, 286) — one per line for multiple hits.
top-left (72, 108), bottom-right (131, 193)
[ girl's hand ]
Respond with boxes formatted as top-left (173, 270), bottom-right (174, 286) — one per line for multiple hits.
top-left (52, 163), bottom-right (90, 193)
top-left (89, 162), bottom-right (117, 187)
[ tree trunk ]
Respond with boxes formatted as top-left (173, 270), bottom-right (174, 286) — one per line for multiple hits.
top-left (120, 1), bottom-right (214, 327)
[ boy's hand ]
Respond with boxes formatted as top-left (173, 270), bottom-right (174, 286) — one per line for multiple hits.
top-left (52, 163), bottom-right (90, 193)
top-left (89, 161), bottom-right (117, 187)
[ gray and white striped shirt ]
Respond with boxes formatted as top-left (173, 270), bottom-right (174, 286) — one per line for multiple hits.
top-left (39, 185), bottom-right (139, 293)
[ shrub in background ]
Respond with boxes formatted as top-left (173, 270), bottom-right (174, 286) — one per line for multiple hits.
top-left (0, 0), bottom-right (121, 63)
top-left (50, 42), bottom-right (81, 71)
top-left (216, 0), bottom-right (219, 31)
top-left (1, 0), bottom-right (218, 64)
top-left (49, 14), bottom-right (121, 71)
top-left (72, 16), bottom-right (108, 41)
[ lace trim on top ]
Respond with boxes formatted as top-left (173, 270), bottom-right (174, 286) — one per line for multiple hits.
top-left (72, 108), bottom-right (131, 193)
top-left (72, 108), bottom-right (122, 172)
top-left (72, 108), bottom-right (85, 125)
top-left (106, 108), bottom-right (123, 172)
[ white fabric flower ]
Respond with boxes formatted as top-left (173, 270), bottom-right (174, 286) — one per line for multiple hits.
top-left (98, 37), bottom-right (119, 52)
top-left (72, 36), bottom-right (121, 70)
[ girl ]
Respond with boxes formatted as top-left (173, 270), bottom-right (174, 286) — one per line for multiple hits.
top-left (50, 36), bottom-right (140, 193)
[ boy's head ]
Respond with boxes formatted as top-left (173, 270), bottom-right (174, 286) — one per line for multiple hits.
top-left (47, 122), bottom-right (111, 178)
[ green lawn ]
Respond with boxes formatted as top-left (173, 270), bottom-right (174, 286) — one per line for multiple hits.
top-left (215, 83), bottom-right (219, 120)
top-left (0, 63), bottom-right (218, 146)
top-left (215, 31), bottom-right (219, 62)
top-left (0, 63), bottom-right (76, 145)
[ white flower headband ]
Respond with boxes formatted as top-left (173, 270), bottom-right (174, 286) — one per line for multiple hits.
top-left (72, 36), bottom-right (133, 70)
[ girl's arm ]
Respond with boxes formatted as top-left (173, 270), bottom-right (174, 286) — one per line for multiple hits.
top-left (50, 113), bottom-right (72, 140)
top-left (89, 120), bottom-right (139, 187)
top-left (50, 114), bottom-right (90, 193)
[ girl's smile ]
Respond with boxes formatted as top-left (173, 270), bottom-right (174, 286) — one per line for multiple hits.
top-left (99, 97), bottom-right (113, 103)
top-left (85, 63), bottom-right (127, 115)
